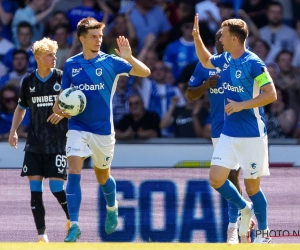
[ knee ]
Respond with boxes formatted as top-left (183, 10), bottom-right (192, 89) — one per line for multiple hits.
top-left (209, 175), bottom-right (224, 189)
top-left (245, 186), bottom-right (260, 196)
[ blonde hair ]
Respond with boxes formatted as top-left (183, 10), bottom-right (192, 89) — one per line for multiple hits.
top-left (32, 37), bottom-right (58, 55)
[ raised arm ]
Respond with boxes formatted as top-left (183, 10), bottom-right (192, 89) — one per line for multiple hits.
top-left (192, 14), bottom-right (215, 69)
top-left (115, 36), bottom-right (150, 77)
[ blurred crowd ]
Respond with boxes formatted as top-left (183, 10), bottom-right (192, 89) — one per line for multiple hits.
top-left (1, 0), bottom-right (300, 141)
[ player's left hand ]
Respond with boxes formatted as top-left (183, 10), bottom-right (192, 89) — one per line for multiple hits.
top-left (47, 113), bottom-right (65, 124)
top-left (115, 36), bottom-right (132, 59)
top-left (225, 98), bottom-right (244, 115)
top-left (192, 14), bottom-right (200, 37)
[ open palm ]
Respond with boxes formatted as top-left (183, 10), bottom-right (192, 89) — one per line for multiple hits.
top-left (115, 36), bottom-right (132, 59)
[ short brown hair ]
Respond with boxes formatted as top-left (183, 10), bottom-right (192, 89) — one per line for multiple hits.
top-left (77, 17), bottom-right (105, 39)
top-left (221, 19), bottom-right (248, 44)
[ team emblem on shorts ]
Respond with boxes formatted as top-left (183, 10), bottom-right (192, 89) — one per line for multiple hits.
top-left (251, 162), bottom-right (257, 169)
top-left (96, 68), bottom-right (102, 76)
top-left (67, 147), bottom-right (71, 153)
top-left (23, 165), bottom-right (28, 173)
top-left (53, 82), bottom-right (61, 91)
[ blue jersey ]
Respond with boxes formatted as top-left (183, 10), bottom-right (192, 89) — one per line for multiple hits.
top-left (188, 62), bottom-right (224, 138)
top-left (210, 50), bottom-right (272, 137)
top-left (62, 52), bottom-right (132, 135)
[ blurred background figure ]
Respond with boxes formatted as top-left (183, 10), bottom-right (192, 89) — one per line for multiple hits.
top-left (115, 93), bottom-right (161, 140)
top-left (161, 88), bottom-right (211, 138)
top-left (264, 87), bottom-right (296, 139)
top-left (0, 0), bottom-right (19, 41)
top-left (0, 84), bottom-right (29, 141)
top-left (3, 21), bottom-right (37, 73)
top-left (0, 49), bottom-right (29, 89)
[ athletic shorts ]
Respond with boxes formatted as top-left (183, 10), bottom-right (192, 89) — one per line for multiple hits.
top-left (66, 130), bottom-right (115, 169)
top-left (21, 151), bottom-right (67, 179)
top-left (211, 134), bottom-right (270, 179)
top-left (211, 137), bottom-right (240, 170)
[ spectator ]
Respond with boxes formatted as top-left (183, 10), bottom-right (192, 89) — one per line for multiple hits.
top-left (0, 84), bottom-right (28, 141)
top-left (195, 0), bottom-right (221, 34)
top-left (0, 49), bottom-right (29, 89)
top-left (52, 24), bottom-right (71, 69)
top-left (103, 13), bottom-right (138, 56)
top-left (115, 93), bottom-right (161, 140)
top-left (156, 0), bottom-right (179, 26)
top-left (264, 87), bottom-right (296, 138)
top-left (241, 0), bottom-right (270, 29)
top-left (11, 0), bottom-right (59, 46)
top-left (163, 16), bottom-right (198, 81)
top-left (160, 88), bottom-right (210, 138)
top-left (3, 22), bottom-right (37, 73)
top-left (119, 0), bottom-right (172, 53)
top-left (266, 62), bottom-right (280, 82)
top-left (112, 75), bottom-right (134, 125)
top-left (292, 20), bottom-right (300, 69)
top-left (168, 0), bottom-right (196, 42)
top-left (259, 1), bottom-right (298, 63)
top-left (66, 0), bottom-right (111, 33)
top-left (275, 49), bottom-right (300, 118)
top-left (45, 10), bottom-right (70, 39)
top-left (0, 0), bottom-right (19, 41)
top-left (137, 60), bottom-right (185, 137)
top-left (0, 22), bottom-right (14, 62)
top-left (251, 38), bottom-right (271, 63)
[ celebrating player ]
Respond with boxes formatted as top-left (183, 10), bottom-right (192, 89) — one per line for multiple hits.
top-left (53, 17), bottom-right (150, 242)
top-left (192, 14), bottom-right (277, 244)
top-left (8, 38), bottom-right (70, 243)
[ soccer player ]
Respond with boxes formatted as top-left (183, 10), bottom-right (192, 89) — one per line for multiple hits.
top-left (53, 17), bottom-right (150, 242)
top-left (8, 37), bottom-right (70, 243)
top-left (187, 30), bottom-right (247, 244)
top-left (192, 14), bottom-right (277, 243)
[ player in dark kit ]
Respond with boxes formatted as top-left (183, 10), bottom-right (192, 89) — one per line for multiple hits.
top-left (8, 37), bottom-right (70, 243)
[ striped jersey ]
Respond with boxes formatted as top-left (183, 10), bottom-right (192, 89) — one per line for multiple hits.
top-left (18, 69), bottom-right (68, 153)
top-left (62, 52), bottom-right (132, 135)
top-left (210, 50), bottom-right (272, 137)
top-left (188, 61), bottom-right (224, 138)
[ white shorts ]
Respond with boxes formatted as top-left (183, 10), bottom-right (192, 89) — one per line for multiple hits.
top-left (211, 137), bottom-right (240, 170)
top-left (211, 134), bottom-right (270, 179)
top-left (66, 130), bottom-right (115, 169)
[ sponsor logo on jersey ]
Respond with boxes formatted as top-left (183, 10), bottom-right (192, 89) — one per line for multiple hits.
top-left (223, 63), bottom-right (229, 70)
top-left (210, 87), bottom-right (224, 94)
top-left (71, 83), bottom-right (105, 91)
top-left (215, 67), bottom-right (222, 73)
top-left (32, 95), bottom-right (57, 107)
top-left (72, 68), bottom-right (82, 77)
top-left (29, 87), bottom-right (35, 93)
top-left (53, 82), bottom-right (61, 91)
top-left (96, 68), bottom-right (102, 76)
top-left (189, 76), bottom-right (195, 82)
top-left (235, 70), bottom-right (242, 78)
top-left (223, 82), bottom-right (244, 92)
top-left (209, 71), bottom-right (216, 76)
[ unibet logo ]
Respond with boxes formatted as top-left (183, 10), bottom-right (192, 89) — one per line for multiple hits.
top-left (72, 83), bottom-right (104, 91)
top-left (32, 95), bottom-right (57, 107)
top-left (210, 87), bottom-right (224, 94)
top-left (223, 82), bottom-right (244, 92)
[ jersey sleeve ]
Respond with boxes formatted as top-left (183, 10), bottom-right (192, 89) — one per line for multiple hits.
top-left (61, 62), bottom-right (72, 90)
top-left (110, 55), bottom-right (133, 75)
top-left (18, 77), bottom-right (29, 109)
top-left (188, 62), bottom-right (206, 87)
top-left (210, 53), bottom-right (225, 70)
top-left (251, 59), bottom-right (273, 88)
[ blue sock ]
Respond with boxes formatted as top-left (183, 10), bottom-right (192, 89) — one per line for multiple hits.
top-left (228, 201), bottom-right (239, 223)
top-left (30, 180), bottom-right (43, 192)
top-left (215, 180), bottom-right (247, 210)
top-left (100, 176), bottom-right (116, 207)
top-left (66, 174), bottom-right (81, 222)
top-left (49, 180), bottom-right (64, 192)
top-left (249, 189), bottom-right (267, 230)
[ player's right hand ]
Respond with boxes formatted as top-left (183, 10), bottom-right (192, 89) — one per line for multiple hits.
top-left (192, 14), bottom-right (200, 37)
top-left (52, 101), bottom-right (71, 118)
top-left (8, 131), bottom-right (18, 149)
top-left (205, 74), bottom-right (220, 88)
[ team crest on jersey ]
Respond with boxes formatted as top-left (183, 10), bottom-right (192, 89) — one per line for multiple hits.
top-left (53, 82), bottom-right (61, 91)
top-left (72, 68), bottom-right (82, 77)
top-left (29, 87), bottom-right (35, 93)
top-left (96, 68), bottom-right (102, 76)
top-left (235, 70), bottom-right (242, 78)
